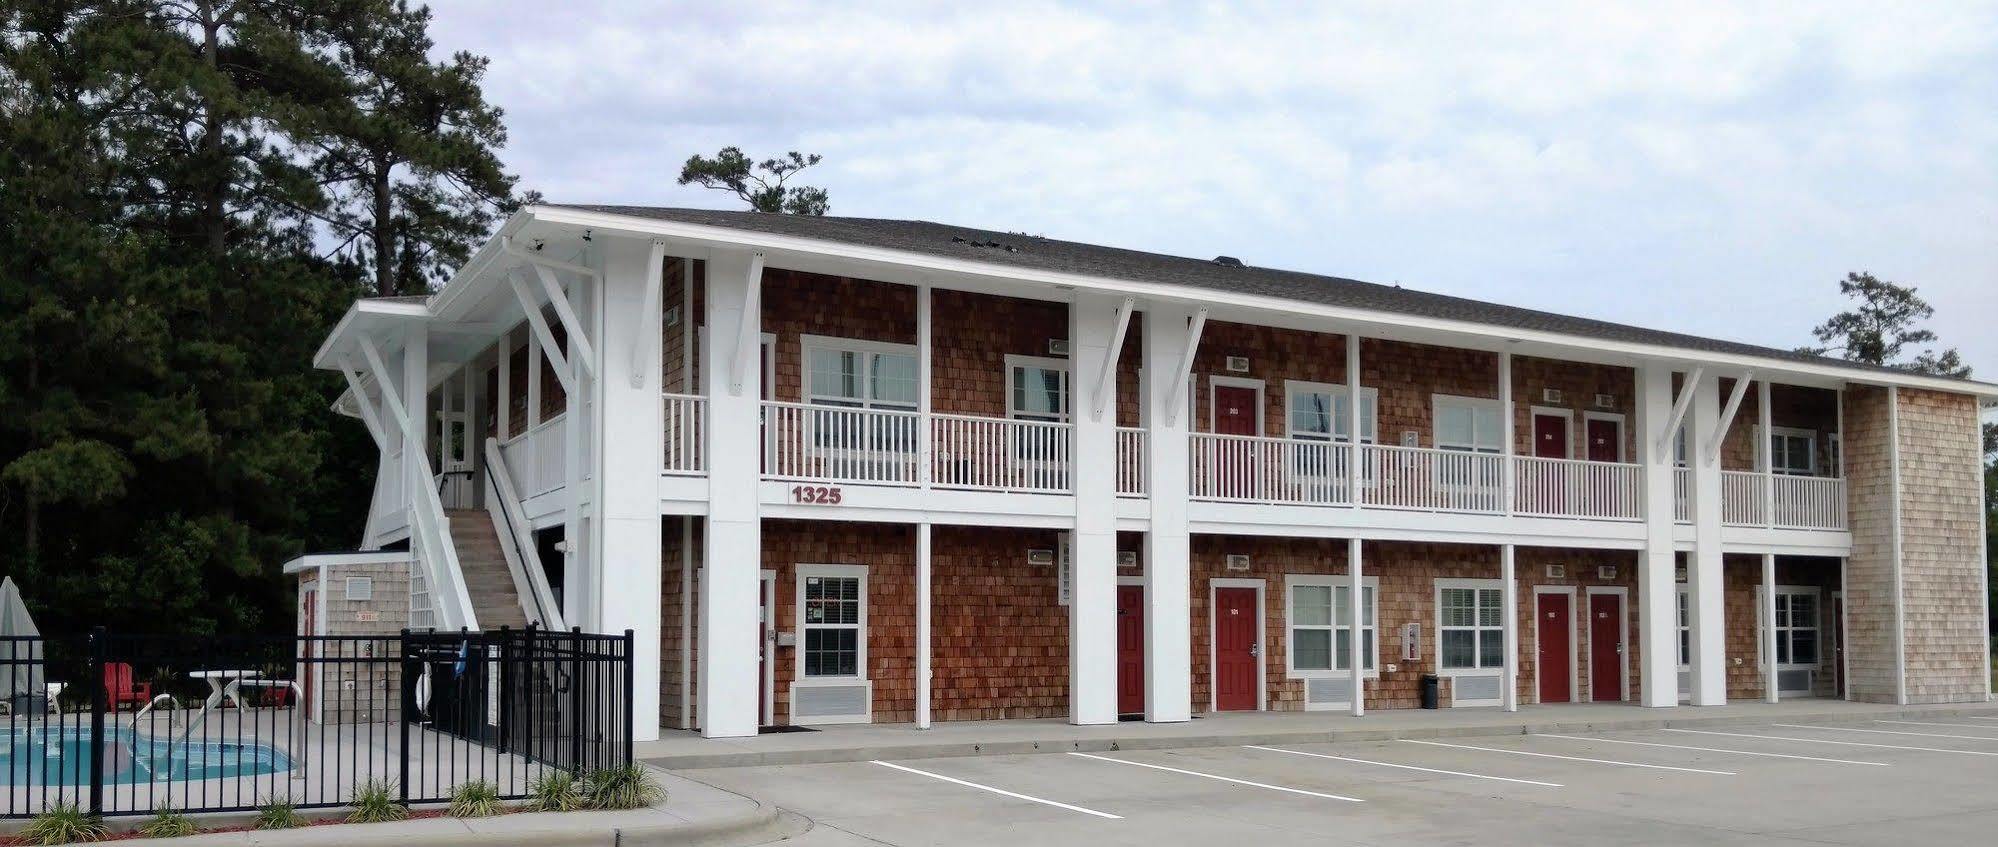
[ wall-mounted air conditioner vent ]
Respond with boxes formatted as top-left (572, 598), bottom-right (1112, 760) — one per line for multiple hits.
top-left (1225, 554), bottom-right (1251, 572)
top-left (1027, 549), bottom-right (1055, 566)
top-left (1048, 339), bottom-right (1071, 356)
top-left (1597, 565), bottom-right (1618, 580)
top-left (1594, 393), bottom-right (1616, 409)
top-left (1546, 564), bottom-right (1566, 579)
top-left (1225, 356), bottom-right (1250, 373)
top-left (1118, 551), bottom-right (1139, 568)
top-left (1542, 388), bottom-right (1564, 404)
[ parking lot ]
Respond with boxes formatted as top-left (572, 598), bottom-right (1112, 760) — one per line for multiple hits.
top-left (693, 716), bottom-right (1998, 846)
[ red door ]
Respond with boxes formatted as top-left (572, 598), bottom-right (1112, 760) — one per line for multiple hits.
top-left (1117, 585), bottom-right (1145, 715)
top-left (1536, 593), bottom-right (1572, 703)
top-left (1588, 593), bottom-right (1623, 702)
top-left (1212, 385), bottom-right (1258, 498)
top-left (1585, 418), bottom-right (1620, 463)
top-left (1533, 413), bottom-right (1569, 458)
top-left (1212, 587), bottom-right (1259, 711)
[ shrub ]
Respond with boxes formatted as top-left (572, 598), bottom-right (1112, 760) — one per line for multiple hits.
top-left (526, 771), bottom-right (586, 813)
top-left (347, 779), bottom-right (409, 824)
top-left (23, 803), bottom-right (108, 845)
top-left (582, 764), bottom-right (664, 810)
top-left (138, 805), bottom-right (197, 838)
top-left (447, 780), bottom-right (505, 818)
top-left (254, 795), bottom-right (306, 830)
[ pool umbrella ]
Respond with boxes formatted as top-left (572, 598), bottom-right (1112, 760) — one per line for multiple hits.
top-left (0, 577), bottom-right (44, 708)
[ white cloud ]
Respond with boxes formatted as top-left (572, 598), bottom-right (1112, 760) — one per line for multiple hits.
top-left (429, 0), bottom-right (1998, 377)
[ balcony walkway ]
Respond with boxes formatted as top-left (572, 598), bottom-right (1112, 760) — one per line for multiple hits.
top-left (638, 699), bottom-right (1994, 770)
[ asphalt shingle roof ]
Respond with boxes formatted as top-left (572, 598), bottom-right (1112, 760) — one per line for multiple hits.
top-left (549, 204), bottom-right (1968, 383)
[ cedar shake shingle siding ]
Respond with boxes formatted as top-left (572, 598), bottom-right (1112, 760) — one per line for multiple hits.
top-left (1893, 388), bottom-right (1986, 704)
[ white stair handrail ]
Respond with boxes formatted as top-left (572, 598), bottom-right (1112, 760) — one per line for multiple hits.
top-left (484, 437), bottom-right (566, 630)
top-left (407, 447), bottom-right (478, 632)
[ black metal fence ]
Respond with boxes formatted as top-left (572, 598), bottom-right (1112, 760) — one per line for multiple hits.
top-left (0, 626), bottom-right (631, 818)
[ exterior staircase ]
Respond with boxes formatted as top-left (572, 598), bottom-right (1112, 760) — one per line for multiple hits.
top-left (447, 509), bottom-right (528, 630)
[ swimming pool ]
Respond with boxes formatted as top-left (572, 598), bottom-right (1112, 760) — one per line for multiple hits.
top-left (0, 726), bottom-right (294, 785)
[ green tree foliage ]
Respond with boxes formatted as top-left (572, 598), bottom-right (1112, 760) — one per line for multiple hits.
top-left (0, 1), bottom-right (524, 633)
top-left (678, 147), bottom-right (829, 215)
top-left (1805, 272), bottom-right (1969, 377)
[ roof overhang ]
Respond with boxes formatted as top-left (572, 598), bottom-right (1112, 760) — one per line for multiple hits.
top-left (512, 205), bottom-right (1998, 398)
top-left (282, 550), bottom-right (412, 575)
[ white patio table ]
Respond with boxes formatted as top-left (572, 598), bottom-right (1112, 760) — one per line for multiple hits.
top-left (187, 669), bottom-right (261, 710)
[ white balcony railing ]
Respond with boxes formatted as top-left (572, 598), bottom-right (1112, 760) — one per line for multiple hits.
top-left (1680, 469), bottom-right (1847, 530)
top-left (931, 413), bottom-right (1073, 493)
top-left (663, 392), bottom-right (706, 475)
top-left (1361, 443), bottom-right (1506, 514)
top-left (1189, 433), bottom-right (1354, 505)
top-left (1772, 474), bottom-right (1847, 530)
top-left (762, 401), bottom-right (921, 486)
top-left (1512, 455), bottom-right (1643, 521)
top-left (1116, 428), bottom-right (1147, 496)
top-left (499, 414), bottom-right (567, 499)
top-left (1721, 470), bottom-right (1768, 527)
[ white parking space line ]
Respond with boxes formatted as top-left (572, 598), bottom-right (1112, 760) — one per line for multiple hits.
top-left (1242, 745), bottom-right (1563, 787)
top-left (1531, 733), bottom-right (1891, 767)
top-left (1963, 716), bottom-right (1998, 721)
top-left (1771, 723), bottom-right (1998, 742)
top-left (1876, 720), bottom-right (1998, 732)
top-left (1067, 752), bottom-right (1366, 802)
top-left (1663, 728), bottom-right (1998, 757)
top-left (869, 760), bottom-right (1123, 820)
top-left (1397, 739), bottom-right (1736, 775)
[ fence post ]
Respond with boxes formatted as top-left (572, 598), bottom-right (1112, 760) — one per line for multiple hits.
top-left (398, 628), bottom-right (411, 807)
top-left (570, 627), bottom-right (584, 773)
top-left (87, 627), bottom-right (106, 816)
top-left (496, 626), bottom-right (511, 756)
top-left (623, 629), bottom-right (635, 766)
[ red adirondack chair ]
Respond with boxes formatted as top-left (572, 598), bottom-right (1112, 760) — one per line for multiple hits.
top-left (103, 662), bottom-right (151, 711)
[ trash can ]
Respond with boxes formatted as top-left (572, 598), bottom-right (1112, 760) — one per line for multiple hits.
top-left (1420, 674), bottom-right (1440, 710)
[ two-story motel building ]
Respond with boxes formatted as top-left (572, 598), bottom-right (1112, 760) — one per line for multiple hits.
top-left (311, 205), bottom-right (1995, 741)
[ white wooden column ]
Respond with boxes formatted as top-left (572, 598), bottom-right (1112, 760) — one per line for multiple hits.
top-left (1688, 375), bottom-right (1727, 706)
top-left (1346, 333), bottom-right (1362, 508)
top-left (1759, 380), bottom-right (1775, 527)
top-left (1069, 291), bottom-right (1121, 725)
top-left (916, 522), bottom-right (932, 729)
top-left (1347, 537), bottom-right (1364, 717)
top-left (1500, 351), bottom-right (1515, 515)
top-left (1635, 363), bottom-right (1680, 707)
top-left (592, 237), bottom-right (665, 741)
top-left (917, 284), bottom-right (932, 490)
top-left (1762, 552), bottom-right (1778, 704)
top-left (1501, 544), bottom-right (1518, 712)
top-left (1141, 300), bottom-right (1194, 723)
top-left (697, 250), bottom-right (764, 738)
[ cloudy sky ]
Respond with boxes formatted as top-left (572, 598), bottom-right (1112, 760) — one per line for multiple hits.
top-left (430, 1), bottom-right (1998, 378)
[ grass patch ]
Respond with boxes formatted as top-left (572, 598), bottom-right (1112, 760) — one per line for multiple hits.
top-left (137, 806), bottom-right (197, 839)
top-left (254, 795), bottom-right (306, 830)
top-left (347, 779), bottom-right (410, 824)
top-left (447, 780), bottom-right (506, 818)
top-left (23, 803), bottom-right (108, 845)
top-left (583, 764), bottom-right (664, 810)
top-left (526, 770), bottom-right (587, 812)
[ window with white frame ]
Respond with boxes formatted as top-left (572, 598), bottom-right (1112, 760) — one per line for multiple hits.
top-left (1286, 576), bottom-right (1377, 674)
top-left (1768, 427), bottom-right (1816, 476)
top-left (1676, 585), bottom-right (1691, 667)
top-left (799, 567), bottom-right (867, 679)
top-left (1433, 395), bottom-right (1504, 453)
top-left (1437, 580), bottom-right (1505, 671)
top-left (1287, 382), bottom-right (1376, 481)
top-left (1772, 587), bottom-right (1819, 666)
top-left (1006, 356), bottom-right (1069, 422)
top-left (802, 336), bottom-right (919, 458)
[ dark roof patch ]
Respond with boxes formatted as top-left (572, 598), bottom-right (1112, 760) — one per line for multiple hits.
top-left (548, 204), bottom-right (1961, 382)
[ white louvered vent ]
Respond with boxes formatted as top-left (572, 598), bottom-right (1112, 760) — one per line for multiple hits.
top-left (1225, 356), bottom-right (1250, 373)
top-left (1225, 554), bottom-right (1251, 572)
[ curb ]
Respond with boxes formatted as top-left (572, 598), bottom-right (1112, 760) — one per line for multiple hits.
top-left (643, 704), bottom-right (1998, 770)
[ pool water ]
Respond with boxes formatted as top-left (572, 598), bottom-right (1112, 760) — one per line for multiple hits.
top-left (0, 726), bottom-right (294, 785)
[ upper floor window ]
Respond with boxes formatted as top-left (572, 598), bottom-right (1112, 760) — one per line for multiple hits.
top-left (1769, 427), bottom-right (1816, 476)
top-left (1006, 355), bottom-right (1070, 422)
top-left (1433, 395), bottom-right (1503, 453)
top-left (1286, 382), bottom-right (1377, 443)
top-left (804, 335), bottom-right (917, 410)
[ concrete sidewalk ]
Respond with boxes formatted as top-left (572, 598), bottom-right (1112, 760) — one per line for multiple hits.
top-left (134, 769), bottom-right (797, 847)
top-left (639, 699), bottom-right (1998, 769)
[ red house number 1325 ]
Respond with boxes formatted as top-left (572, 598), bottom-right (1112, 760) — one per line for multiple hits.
top-left (790, 485), bottom-right (843, 505)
